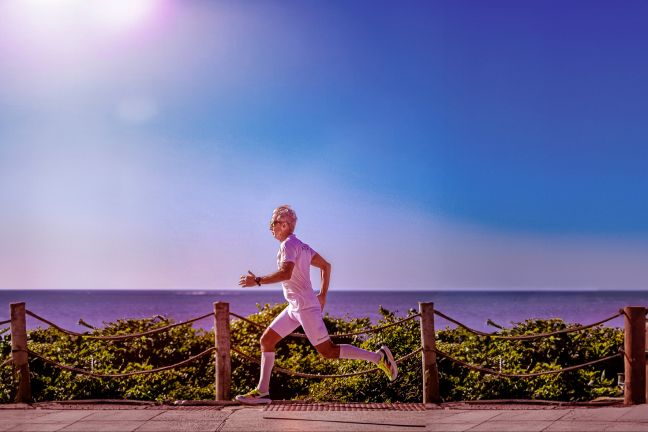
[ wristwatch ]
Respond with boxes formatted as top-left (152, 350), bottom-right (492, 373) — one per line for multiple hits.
top-left (254, 277), bottom-right (261, 286)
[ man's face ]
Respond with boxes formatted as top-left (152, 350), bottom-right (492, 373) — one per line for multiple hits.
top-left (270, 217), bottom-right (291, 241)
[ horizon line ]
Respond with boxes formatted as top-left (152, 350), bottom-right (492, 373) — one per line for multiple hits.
top-left (1, 287), bottom-right (647, 292)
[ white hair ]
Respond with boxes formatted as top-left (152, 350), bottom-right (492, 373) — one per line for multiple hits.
top-left (271, 205), bottom-right (297, 230)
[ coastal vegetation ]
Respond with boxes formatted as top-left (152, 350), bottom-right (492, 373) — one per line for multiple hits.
top-left (0, 304), bottom-right (623, 403)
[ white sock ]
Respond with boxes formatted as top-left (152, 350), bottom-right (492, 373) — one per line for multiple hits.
top-left (257, 351), bottom-right (275, 394)
top-left (339, 344), bottom-right (381, 364)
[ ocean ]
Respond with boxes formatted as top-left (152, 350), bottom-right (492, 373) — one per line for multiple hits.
top-left (1, 289), bottom-right (645, 333)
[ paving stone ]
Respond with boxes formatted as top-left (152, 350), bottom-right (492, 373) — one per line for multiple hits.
top-left (618, 405), bottom-right (648, 422)
top-left (544, 420), bottom-right (615, 431)
top-left (424, 410), bottom-right (471, 420)
top-left (135, 420), bottom-right (220, 432)
top-left (559, 407), bottom-right (631, 422)
top-left (222, 409), bottom-right (428, 432)
top-left (1, 403), bottom-right (643, 432)
top-left (605, 422), bottom-right (648, 431)
top-left (468, 420), bottom-right (553, 431)
top-left (58, 421), bottom-right (144, 432)
top-left (425, 423), bottom-right (479, 431)
top-left (31, 410), bottom-right (94, 423)
top-left (488, 409), bottom-right (568, 421)
top-left (435, 411), bottom-right (502, 423)
top-left (80, 410), bottom-right (163, 421)
top-left (0, 411), bottom-right (52, 422)
top-left (152, 410), bottom-right (230, 421)
top-left (6, 423), bottom-right (68, 432)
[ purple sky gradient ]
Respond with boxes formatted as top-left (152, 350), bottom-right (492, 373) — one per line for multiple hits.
top-left (1, 1), bottom-right (646, 290)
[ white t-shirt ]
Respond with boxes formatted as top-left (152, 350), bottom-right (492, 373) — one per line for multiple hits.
top-left (277, 234), bottom-right (319, 311)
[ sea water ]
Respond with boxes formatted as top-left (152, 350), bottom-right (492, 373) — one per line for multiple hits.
top-left (1, 289), bottom-right (644, 332)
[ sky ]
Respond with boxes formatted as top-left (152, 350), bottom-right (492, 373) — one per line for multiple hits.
top-left (0, 0), bottom-right (647, 291)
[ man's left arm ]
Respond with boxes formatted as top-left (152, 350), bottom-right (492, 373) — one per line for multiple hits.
top-left (311, 253), bottom-right (331, 310)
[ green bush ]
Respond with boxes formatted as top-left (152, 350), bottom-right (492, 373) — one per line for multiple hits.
top-left (0, 306), bottom-right (623, 403)
top-left (436, 318), bottom-right (623, 401)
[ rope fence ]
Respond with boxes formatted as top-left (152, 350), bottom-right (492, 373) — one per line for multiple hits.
top-left (433, 309), bottom-right (624, 341)
top-left (27, 347), bottom-right (216, 378)
top-left (25, 310), bottom-right (214, 341)
top-left (3, 301), bottom-right (643, 405)
top-left (0, 319), bottom-right (10, 326)
top-left (434, 348), bottom-right (622, 378)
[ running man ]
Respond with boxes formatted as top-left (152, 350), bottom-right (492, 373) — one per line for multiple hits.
top-left (235, 205), bottom-right (398, 404)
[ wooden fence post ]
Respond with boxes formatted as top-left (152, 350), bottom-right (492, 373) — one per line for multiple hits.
top-left (419, 302), bottom-right (440, 404)
top-left (645, 320), bottom-right (648, 403)
top-left (10, 302), bottom-right (32, 403)
top-left (214, 302), bottom-right (231, 401)
top-left (624, 306), bottom-right (645, 405)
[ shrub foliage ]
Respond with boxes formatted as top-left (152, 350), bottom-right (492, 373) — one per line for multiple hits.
top-left (0, 304), bottom-right (623, 403)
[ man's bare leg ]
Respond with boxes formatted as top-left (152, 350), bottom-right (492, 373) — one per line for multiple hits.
top-left (315, 339), bottom-right (397, 381)
top-left (315, 339), bottom-right (380, 363)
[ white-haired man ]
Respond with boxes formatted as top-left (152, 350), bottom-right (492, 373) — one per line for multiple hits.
top-left (235, 205), bottom-right (398, 404)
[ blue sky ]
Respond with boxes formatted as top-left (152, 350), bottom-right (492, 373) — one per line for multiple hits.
top-left (0, 0), bottom-right (646, 290)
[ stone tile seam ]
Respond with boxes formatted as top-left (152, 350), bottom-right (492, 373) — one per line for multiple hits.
top-left (487, 408), bottom-right (573, 423)
top-left (538, 411), bottom-right (586, 432)
top-left (463, 412), bottom-right (505, 431)
top-left (140, 410), bottom-right (166, 422)
top-left (128, 411), bottom-right (180, 432)
top-left (54, 423), bottom-right (72, 432)
top-left (536, 416), bottom-right (555, 430)
top-left (48, 410), bottom-right (97, 431)
top-left (132, 419), bottom-right (153, 432)
top-left (441, 410), bottom-right (488, 421)
top-left (532, 407), bottom-right (574, 430)
top-left (214, 409), bottom-right (234, 432)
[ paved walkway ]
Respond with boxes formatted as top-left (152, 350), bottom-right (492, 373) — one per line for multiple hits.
top-left (1, 402), bottom-right (647, 431)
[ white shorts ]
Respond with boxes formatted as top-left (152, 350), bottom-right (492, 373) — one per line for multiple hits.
top-left (268, 306), bottom-right (331, 346)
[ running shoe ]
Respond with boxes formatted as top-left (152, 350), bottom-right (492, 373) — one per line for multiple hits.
top-left (235, 388), bottom-right (271, 405)
top-left (376, 345), bottom-right (398, 381)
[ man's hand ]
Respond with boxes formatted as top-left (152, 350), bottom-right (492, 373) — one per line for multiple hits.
top-left (239, 271), bottom-right (257, 288)
top-left (317, 292), bottom-right (327, 310)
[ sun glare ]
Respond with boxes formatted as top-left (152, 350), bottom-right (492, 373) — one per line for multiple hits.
top-left (9, 0), bottom-right (159, 33)
top-left (90, 0), bottom-right (158, 31)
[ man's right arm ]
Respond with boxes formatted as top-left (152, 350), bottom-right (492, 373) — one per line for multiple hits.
top-left (239, 262), bottom-right (294, 288)
top-left (311, 253), bottom-right (331, 308)
top-left (258, 261), bottom-right (294, 285)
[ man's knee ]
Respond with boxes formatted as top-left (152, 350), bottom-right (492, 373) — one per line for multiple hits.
top-left (259, 335), bottom-right (273, 350)
top-left (316, 342), bottom-right (339, 359)
top-left (260, 329), bottom-right (280, 350)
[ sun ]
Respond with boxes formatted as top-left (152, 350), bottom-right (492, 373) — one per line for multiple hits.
top-left (9, 0), bottom-right (159, 33)
top-left (90, 0), bottom-right (159, 31)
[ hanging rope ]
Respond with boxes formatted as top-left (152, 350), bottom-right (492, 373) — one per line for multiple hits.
top-left (434, 310), bottom-right (623, 341)
top-left (328, 314), bottom-right (421, 338)
top-left (229, 311), bottom-right (420, 339)
top-left (25, 310), bottom-right (213, 341)
top-left (434, 348), bottom-right (621, 378)
top-left (228, 312), bottom-right (270, 330)
top-left (231, 346), bottom-right (422, 379)
top-left (27, 347), bottom-right (216, 378)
